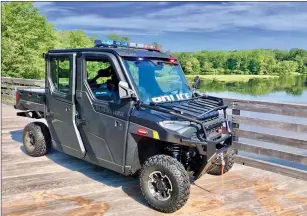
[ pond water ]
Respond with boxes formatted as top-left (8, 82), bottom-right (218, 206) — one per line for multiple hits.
top-left (199, 75), bottom-right (307, 104)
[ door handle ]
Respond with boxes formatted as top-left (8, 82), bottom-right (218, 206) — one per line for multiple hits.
top-left (115, 121), bottom-right (123, 129)
top-left (65, 107), bottom-right (71, 112)
top-left (45, 112), bottom-right (54, 119)
top-left (76, 117), bottom-right (87, 126)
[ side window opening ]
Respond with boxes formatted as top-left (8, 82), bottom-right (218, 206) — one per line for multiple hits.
top-left (50, 56), bottom-right (70, 94)
top-left (86, 58), bottom-right (120, 103)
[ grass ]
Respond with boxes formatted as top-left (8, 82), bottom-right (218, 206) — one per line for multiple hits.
top-left (185, 75), bottom-right (279, 83)
top-left (1, 97), bottom-right (14, 104)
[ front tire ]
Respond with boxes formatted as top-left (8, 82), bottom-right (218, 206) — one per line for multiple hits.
top-left (139, 155), bottom-right (190, 213)
top-left (22, 122), bottom-right (51, 157)
top-left (207, 148), bottom-right (235, 175)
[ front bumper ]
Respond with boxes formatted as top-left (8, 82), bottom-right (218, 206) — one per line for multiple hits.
top-left (194, 145), bottom-right (234, 180)
top-left (180, 133), bottom-right (233, 180)
top-left (180, 133), bottom-right (232, 159)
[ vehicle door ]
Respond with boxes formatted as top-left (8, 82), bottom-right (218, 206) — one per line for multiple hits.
top-left (76, 52), bottom-right (134, 173)
top-left (45, 53), bottom-right (85, 159)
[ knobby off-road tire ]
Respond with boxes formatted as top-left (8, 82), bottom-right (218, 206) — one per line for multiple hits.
top-left (207, 148), bottom-right (236, 176)
top-left (22, 122), bottom-right (51, 157)
top-left (139, 154), bottom-right (190, 213)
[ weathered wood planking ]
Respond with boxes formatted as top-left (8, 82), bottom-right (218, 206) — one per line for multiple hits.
top-left (1, 77), bottom-right (45, 86)
top-left (1, 77), bottom-right (45, 101)
top-left (234, 128), bottom-right (307, 150)
top-left (234, 141), bottom-right (307, 165)
top-left (233, 115), bottom-right (307, 133)
top-left (234, 99), bottom-right (307, 118)
top-left (227, 97), bottom-right (307, 178)
top-left (236, 155), bottom-right (307, 181)
top-left (2, 104), bottom-right (307, 216)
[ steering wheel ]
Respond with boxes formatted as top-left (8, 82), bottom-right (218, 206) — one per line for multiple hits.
top-left (164, 89), bottom-right (181, 95)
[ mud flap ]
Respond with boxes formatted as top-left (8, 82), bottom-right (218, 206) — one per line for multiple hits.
top-left (194, 146), bottom-right (232, 180)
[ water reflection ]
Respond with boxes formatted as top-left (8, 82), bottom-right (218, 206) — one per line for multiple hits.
top-left (199, 75), bottom-right (307, 104)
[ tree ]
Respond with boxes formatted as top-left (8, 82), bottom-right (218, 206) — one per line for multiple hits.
top-left (107, 34), bottom-right (130, 42)
top-left (275, 61), bottom-right (298, 75)
top-left (1, 2), bottom-right (307, 79)
top-left (56, 30), bottom-right (94, 48)
top-left (152, 42), bottom-right (162, 48)
top-left (1, 2), bottom-right (56, 79)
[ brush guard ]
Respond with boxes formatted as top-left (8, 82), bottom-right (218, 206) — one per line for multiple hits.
top-left (139, 94), bottom-right (233, 179)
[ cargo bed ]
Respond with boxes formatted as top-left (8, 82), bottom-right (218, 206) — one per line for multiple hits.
top-left (15, 88), bottom-right (46, 114)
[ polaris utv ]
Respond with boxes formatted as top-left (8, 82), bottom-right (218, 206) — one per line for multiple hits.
top-left (14, 40), bottom-right (235, 213)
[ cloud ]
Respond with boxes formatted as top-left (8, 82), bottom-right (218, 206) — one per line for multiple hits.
top-left (50, 2), bottom-right (307, 35)
top-left (157, 2), bottom-right (170, 5)
top-left (83, 29), bottom-right (160, 36)
top-left (34, 2), bottom-right (75, 14)
top-left (33, 2), bottom-right (54, 8)
top-left (87, 2), bottom-right (134, 8)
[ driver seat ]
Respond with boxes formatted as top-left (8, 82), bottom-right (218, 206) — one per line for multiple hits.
top-left (106, 74), bottom-right (120, 103)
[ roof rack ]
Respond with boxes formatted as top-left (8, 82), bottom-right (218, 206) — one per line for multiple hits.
top-left (94, 39), bottom-right (161, 52)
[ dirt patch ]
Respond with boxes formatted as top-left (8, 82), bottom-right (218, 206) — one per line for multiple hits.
top-left (2, 192), bottom-right (109, 216)
top-left (174, 197), bottom-right (224, 215)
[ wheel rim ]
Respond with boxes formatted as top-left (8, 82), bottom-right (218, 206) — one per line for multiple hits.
top-left (147, 171), bottom-right (173, 201)
top-left (25, 131), bottom-right (35, 151)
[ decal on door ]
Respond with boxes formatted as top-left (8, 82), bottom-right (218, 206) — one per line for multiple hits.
top-left (93, 104), bottom-right (125, 118)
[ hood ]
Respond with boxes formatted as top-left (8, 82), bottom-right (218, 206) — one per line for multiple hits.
top-left (130, 105), bottom-right (219, 130)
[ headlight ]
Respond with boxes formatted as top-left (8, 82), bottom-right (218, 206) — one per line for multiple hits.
top-left (159, 120), bottom-right (191, 131)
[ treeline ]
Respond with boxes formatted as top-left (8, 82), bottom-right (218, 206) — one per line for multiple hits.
top-left (173, 49), bottom-right (307, 76)
top-left (1, 2), bottom-right (157, 79)
top-left (2, 2), bottom-right (307, 80)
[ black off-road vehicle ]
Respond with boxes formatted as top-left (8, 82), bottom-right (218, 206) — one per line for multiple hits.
top-left (15, 40), bottom-right (235, 213)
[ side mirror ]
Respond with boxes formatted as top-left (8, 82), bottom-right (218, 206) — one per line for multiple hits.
top-left (118, 81), bottom-right (135, 99)
top-left (192, 76), bottom-right (201, 89)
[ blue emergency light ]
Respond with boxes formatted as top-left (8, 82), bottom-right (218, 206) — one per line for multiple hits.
top-left (94, 39), bottom-right (161, 51)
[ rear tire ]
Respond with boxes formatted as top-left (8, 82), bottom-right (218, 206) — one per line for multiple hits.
top-left (139, 155), bottom-right (190, 213)
top-left (207, 148), bottom-right (235, 175)
top-left (22, 122), bottom-right (51, 157)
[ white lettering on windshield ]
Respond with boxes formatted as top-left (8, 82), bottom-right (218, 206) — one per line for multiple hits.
top-left (152, 93), bottom-right (191, 103)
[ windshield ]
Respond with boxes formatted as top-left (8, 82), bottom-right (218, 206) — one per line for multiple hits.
top-left (123, 58), bottom-right (192, 104)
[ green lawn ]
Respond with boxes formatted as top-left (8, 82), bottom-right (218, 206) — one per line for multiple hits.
top-left (185, 75), bottom-right (279, 83)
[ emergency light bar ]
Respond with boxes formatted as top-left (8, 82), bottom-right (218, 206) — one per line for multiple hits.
top-left (94, 39), bottom-right (161, 51)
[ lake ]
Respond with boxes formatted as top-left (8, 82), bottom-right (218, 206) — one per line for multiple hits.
top-left (199, 75), bottom-right (307, 104)
top-left (198, 75), bottom-right (307, 171)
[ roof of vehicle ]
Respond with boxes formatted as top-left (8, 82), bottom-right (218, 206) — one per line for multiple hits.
top-left (48, 47), bottom-right (173, 59)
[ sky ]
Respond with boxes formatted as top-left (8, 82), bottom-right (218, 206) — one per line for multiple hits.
top-left (34, 1), bottom-right (307, 52)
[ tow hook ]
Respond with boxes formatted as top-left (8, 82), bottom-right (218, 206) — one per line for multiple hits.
top-left (220, 152), bottom-right (225, 184)
top-left (194, 146), bottom-right (229, 180)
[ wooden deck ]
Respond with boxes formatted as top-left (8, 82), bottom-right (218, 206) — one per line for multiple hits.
top-left (2, 103), bottom-right (307, 216)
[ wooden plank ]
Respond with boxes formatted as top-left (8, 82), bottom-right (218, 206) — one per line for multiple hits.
top-left (2, 167), bottom-right (243, 204)
top-left (235, 129), bottom-right (307, 150)
top-left (233, 99), bottom-right (307, 118)
top-left (1, 94), bottom-right (14, 100)
top-left (1, 77), bottom-right (45, 86)
top-left (235, 155), bottom-right (307, 181)
top-left (1, 89), bottom-right (16, 95)
top-left (2, 169), bottom-right (133, 196)
top-left (233, 115), bottom-right (307, 133)
top-left (1, 82), bottom-right (15, 89)
top-left (222, 98), bottom-right (234, 106)
top-left (234, 141), bottom-right (307, 165)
